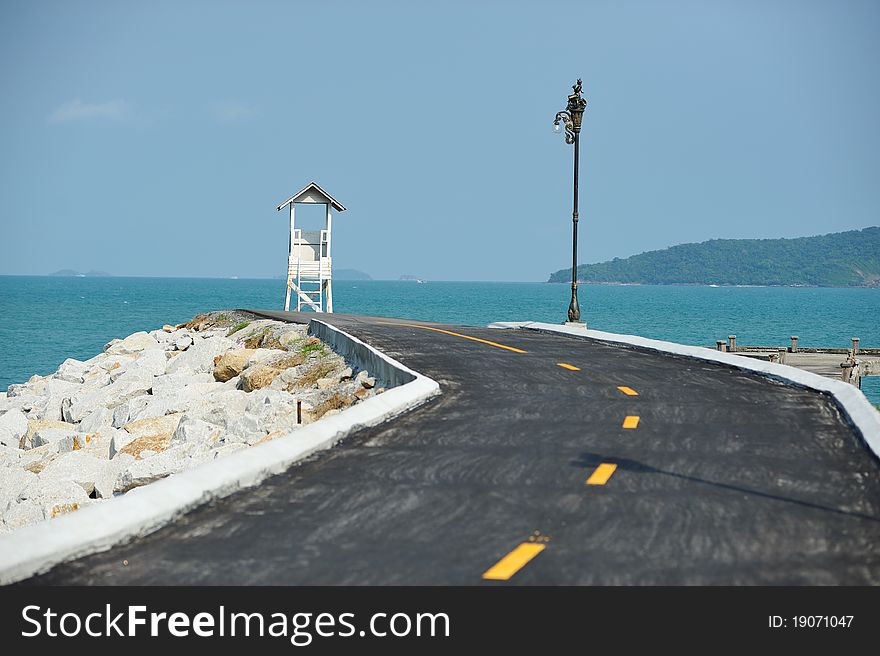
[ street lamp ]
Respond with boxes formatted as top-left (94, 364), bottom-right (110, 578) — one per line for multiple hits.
top-left (553, 79), bottom-right (587, 325)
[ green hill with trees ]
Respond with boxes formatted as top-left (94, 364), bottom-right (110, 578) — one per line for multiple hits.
top-left (548, 227), bottom-right (880, 287)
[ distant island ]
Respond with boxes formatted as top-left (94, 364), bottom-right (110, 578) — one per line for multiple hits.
top-left (548, 227), bottom-right (880, 287)
top-left (334, 269), bottom-right (372, 281)
top-left (49, 269), bottom-right (111, 277)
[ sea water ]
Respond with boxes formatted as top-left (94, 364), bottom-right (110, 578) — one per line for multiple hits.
top-left (1, 276), bottom-right (877, 404)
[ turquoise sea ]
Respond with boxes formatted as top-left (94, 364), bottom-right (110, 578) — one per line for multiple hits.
top-left (1, 276), bottom-right (878, 404)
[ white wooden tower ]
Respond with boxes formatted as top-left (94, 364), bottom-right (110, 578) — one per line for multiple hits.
top-left (276, 182), bottom-right (347, 313)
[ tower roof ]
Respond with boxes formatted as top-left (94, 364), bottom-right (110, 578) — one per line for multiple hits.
top-left (276, 181), bottom-right (347, 212)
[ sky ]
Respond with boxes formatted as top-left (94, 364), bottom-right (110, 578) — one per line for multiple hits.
top-left (1, 0), bottom-right (878, 281)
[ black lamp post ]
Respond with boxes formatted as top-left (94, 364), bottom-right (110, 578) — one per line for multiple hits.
top-left (553, 79), bottom-right (587, 325)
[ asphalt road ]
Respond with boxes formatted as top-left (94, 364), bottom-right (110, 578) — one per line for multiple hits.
top-left (25, 312), bottom-right (880, 584)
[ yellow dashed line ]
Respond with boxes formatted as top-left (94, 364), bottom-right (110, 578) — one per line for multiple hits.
top-left (617, 386), bottom-right (639, 396)
top-left (622, 415), bottom-right (640, 429)
top-left (557, 363), bottom-right (581, 371)
top-left (586, 463), bottom-right (618, 485)
top-left (377, 322), bottom-right (527, 354)
top-left (482, 543), bottom-right (546, 580)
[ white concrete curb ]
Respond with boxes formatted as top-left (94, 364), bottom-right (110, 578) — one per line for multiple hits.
top-left (489, 321), bottom-right (880, 459)
top-left (0, 320), bottom-right (440, 585)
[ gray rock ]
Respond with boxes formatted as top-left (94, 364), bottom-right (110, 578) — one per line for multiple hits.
top-left (356, 370), bottom-right (377, 388)
top-left (130, 348), bottom-right (168, 378)
top-left (0, 409), bottom-right (28, 447)
top-left (316, 377), bottom-right (336, 390)
top-left (245, 348), bottom-right (290, 368)
top-left (40, 451), bottom-right (107, 496)
top-left (64, 373), bottom-right (153, 423)
top-left (187, 389), bottom-right (249, 428)
top-left (79, 407), bottom-right (113, 433)
top-left (3, 499), bottom-right (45, 531)
top-left (243, 389), bottom-right (299, 433)
top-left (211, 443), bottom-right (249, 460)
top-left (31, 427), bottom-right (78, 452)
top-left (109, 430), bottom-right (138, 459)
top-left (55, 358), bottom-right (88, 383)
top-left (105, 331), bottom-right (161, 355)
top-left (0, 468), bottom-right (38, 512)
top-left (166, 336), bottom-right (235, 375)
top-left (151, 372), bottom-right (214, 396)
top-left (80, 369), bottom-right (111, 389)
top-left (19, 477), bottom-right (89, 519)
top-left (174, 335), bottom-right (194, 351)
top-left (74, 424), bottom-right (123, 459)
top-left (171, 416), bottom-right (222, 446)
top-left (115, 445), bottom-right (192, 492)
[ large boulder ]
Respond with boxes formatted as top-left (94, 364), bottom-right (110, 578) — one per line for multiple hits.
top-left (21, 419), bottom-right (76, 449)
top-left (39, 451), bottom-right (103, 496)
top-left (116, 414), bottom-right (182, 458)
top-left (104, 331), bottom-right (161, 355)
top-left (62, 373), bottom-right (153, 423)
top-left (106, 349), bottom-right (166, 382)
top-left (0, 409), bottom-right (28, 448)
top-left (185, 389), bottom-right (249, 429)
top-left (78, 407), bottom-right (113, 433)
top-left (31, 427), bottom-right (79, 452)
top-left (151, 372), bottom-right (214, 395)
top-left (2, 499), bottom-right (46, 531)
top-left (166, 336), bottom-right (235, 375)
top-left (0, 468), bottom-right (38, 512)
top-left (24, 382), bottom-right (81, 422)
top-left (75, 426), bottom-right (121, 460)
top-left (55, 358), bottom-right (88, 383)
top-left (122, 414), bottom-right (182, 440)
top-left (18, 477), bottom-right (89, 519)
top-left (109, 431), bottom-right (137, 459)
top-left (39, 450), bottom-right (132, 499)
top-left (115, 445), bottom-right (193, 492)
top-left (239, 353), bottom-right (305, 392)
top-left (171, 416), bottom-right (222, 446)
top-left (212, 349), bottom-right (255, 382)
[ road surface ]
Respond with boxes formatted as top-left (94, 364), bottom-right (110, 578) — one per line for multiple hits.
top-left (24, 312), bottom-right (880, 584)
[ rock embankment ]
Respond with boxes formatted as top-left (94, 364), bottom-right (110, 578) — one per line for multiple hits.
top-left (0, 311), bottom-right (383, 532)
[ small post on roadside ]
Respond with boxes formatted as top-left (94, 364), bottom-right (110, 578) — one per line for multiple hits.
top-left (716, 340), bottom-right (726, 352)
top-left (790, 336), bottom-right (799, 353)
top-left (727, 335), bottom-right (736, 353)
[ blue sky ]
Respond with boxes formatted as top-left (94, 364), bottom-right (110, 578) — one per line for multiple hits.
top-left (1, 0), bottom-right (878, 281)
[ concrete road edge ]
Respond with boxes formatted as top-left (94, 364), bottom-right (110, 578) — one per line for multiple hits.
top-left (0, 320), bottom-right (441, 585)
top-left (489, 321), bottom-right (880, 460)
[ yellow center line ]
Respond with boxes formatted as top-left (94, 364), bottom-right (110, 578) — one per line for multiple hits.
top-left (482, 543), bottom-right (546, 581)
top-left (377, 322), bottom-right (527, 353)
top-left (557, 362), bottom-right (581, 371)
top-left (622, 415), bottom-right (640, 429)
top-left (617, 386), bottom-right (639, 396)
top-left (586, 463), bottom-right (618, 485)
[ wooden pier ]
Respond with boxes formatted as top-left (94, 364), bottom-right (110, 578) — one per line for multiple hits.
top-left (710, 335), bottom-right (879, 389)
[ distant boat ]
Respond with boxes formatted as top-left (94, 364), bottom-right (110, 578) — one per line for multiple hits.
top-left (416, 279), bottom-right (426, 284)
top-left (708, 284), bottom-right (719, 287)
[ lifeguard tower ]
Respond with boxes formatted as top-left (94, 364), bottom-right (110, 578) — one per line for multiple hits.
top-left (276, 182), bottom-right (347, 313)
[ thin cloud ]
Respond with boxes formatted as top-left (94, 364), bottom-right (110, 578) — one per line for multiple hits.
top-left (211, 101), bottom-right (258, 123)
top-left (49, 99), bottom-right (130, 124)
